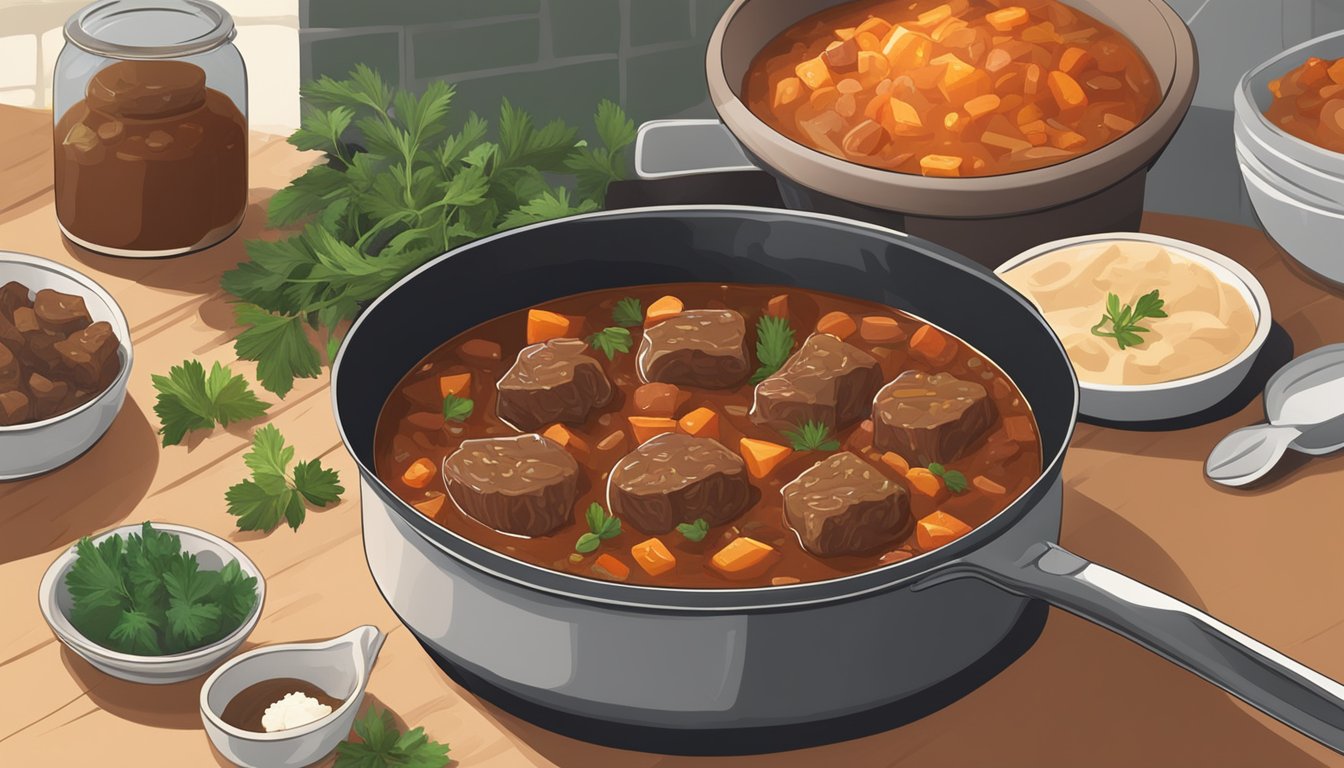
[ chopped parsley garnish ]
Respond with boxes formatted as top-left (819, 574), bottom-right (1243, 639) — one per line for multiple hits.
top-left (783, 420), bottom-right (840, 452)
top-left (750, 314), bottom-right (795, 384)
top-left (927, 462), bottom-right (969, 494)
top-left (612, 297), bottom-right (643, 327)
top-left (225, 425), bottom-right (345, 532)
top-left (1090, 289), bottom-right (1167, 350)
top-left (65, 522), bottom-right (258, 656)
top-left (586, 326), bottom-right (633, 359)
top-left (676, 518), bottom-right (710, 542)
top-left (442, 393), bottom-right (474, 422)
top-left (576, 502), bottom-right (622, 553)
top-left (151, 359), bottom-right (270, 446)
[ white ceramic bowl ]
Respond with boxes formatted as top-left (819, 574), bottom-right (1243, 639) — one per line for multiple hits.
top-left (0, 251), bottom-right (132, 479)
top-left (38, 523), bottom-right (265, 684)
top-left (201, 626), bottom-right (384, 768)
top-left (1234, 29), bottom-right (1344, 284)
top-left (995, 233), bottom-right (1272, 422)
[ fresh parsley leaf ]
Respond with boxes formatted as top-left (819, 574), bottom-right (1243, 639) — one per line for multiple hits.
top-left (233, 305), bottom-right (323, 398)
top-left (612, 297), bottom-right (643, 327)
top-left (676, 518), bottom-right (709, 543)
top-left (782, 420), bottom-right (840, 452)
top-left (151, 359), bottom-right (270, 446)
top-left (576, 503), bottom-right (621, 553)
top-left (586, 326), bottom-right (633, 360)
top-left (927, 463), bottom-right (970, 494)
top-left (226, 426), bottom-right (344, 532)
top-left (335, 707), bottom-right (451, 768)
top-left (442, 394), bottom-right (474, 422)
top-left (225, 69), bottom-right (634, 399)
top-left (1090, 289), bottom-right (1167, 350)
top-left (64, 523), bottom-right (257, 656)
top-left (750, 314), bottom-right (795, 384)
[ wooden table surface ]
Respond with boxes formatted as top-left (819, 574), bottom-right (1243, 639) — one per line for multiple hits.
top-left (2, 103), bottom-right (1343, 767)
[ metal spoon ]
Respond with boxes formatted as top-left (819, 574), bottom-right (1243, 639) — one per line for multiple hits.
top-left (1206, 344), bottom-right (1344, 487)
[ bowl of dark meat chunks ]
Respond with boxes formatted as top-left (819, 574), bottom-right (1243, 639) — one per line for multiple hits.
top-left (0, 251), bottom-right (131, 479)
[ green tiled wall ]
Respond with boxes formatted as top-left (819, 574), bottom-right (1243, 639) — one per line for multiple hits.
top-left (300, 0), bottom-right (734, 126)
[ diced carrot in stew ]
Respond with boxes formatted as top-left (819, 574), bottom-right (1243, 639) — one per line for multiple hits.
top-left (816, 310), bottom-right (857, 339)
top-left (542, 423), bottom-right (589, 457)
top-left (527, 309), bottom-right (574, 344)
top-left (1003, 415), bottom-right (1035, 442)
top-left (881, 451), bottom-right (911, 475)
top-left (905, 467), bottom-right (942, 497)
top-left (964, 93), bottom-right (1001, 119)
top-left (631, 538), bottom-right (677, 576)
top-left (985, 6), bottom-right (1028, 31)
top-left (795, 56), bottom-right (833, 90)
top-left (710, 537), bottom-right (778, 579)
top-left (1330, 59), bottom-right (1344, 86)
top-left (402, 458), bottom-right (437, 489)
top-left (412, 494), bottom-right (446, 517)
top-left (644, 295), bottom-right (684, 327)
top-left (593, 553), bottom-right (631, 582)
top-left (859, 315), bottom-right (905, 344)
top-left (438, 372), bottom-right (471, 398)
top-left (678, 407), bottom-right (720, 440)
top-left (1046, 70), bottom-right (1087, 111)
top-left (766, 294), bottom-right (790, 318)
top-left (739, 438), bottom-right (792, 479)
top-left (834, 26), bottom-right (856, 41)
top-left (920, 154), bottom-right (963, 177)
top-left (1058, 46), bottom-right (1091, 74)
top-left (774, 76), bottom-right (803, 107)
top-left (855, 16), bottom-right (891, 39)
top-left (909, 324), bottom-right (954, 363)
top-left (916, 510), bottom-right (973, 550)
top-left (629, 416), bottom-right (678, 444)
top-left (973, 475), bottom-right (1007, 495)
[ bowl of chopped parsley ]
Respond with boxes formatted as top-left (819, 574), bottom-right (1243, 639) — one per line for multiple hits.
top-left (38, 521), bottom-right (264, 684)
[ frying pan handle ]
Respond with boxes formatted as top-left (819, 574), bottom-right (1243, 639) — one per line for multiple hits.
top-left (634, 119), bottom-right (760, 179)
top-left (946, 541), bottom-right (1344, 753)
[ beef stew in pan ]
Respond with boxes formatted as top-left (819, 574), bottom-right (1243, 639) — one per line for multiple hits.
top-left (374, 283), bottom-right (1042, 588)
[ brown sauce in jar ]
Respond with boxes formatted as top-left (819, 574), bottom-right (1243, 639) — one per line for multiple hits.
top-left (374, 283), bottom-right (1043, 589)
top-left (53, 60), bottom-right (247, 254)
top-left (219, 678), bottom-right (343, 733)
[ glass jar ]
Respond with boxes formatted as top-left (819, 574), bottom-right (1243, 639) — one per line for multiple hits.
top-left (54, 0), bottom-right (248, 257)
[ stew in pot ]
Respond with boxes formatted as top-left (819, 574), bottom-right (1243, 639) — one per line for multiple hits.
top-left (374, 284), bottom-right (1042, 588)
top-left (742, 0), bottom-right (1162, 177)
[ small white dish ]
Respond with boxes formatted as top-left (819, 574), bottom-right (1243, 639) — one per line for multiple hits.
top-left (996, 233), bottom-right (1272, 422)
top-left (38, 523), bottom-right (264, 684)
top-left (0, 251), bottom-right (133, 480)
top-left (201, 625), bottom-right (385, 768)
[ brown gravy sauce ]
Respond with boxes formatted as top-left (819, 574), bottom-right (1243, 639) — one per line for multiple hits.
top-left (220, 678), bottom-right (343, 733)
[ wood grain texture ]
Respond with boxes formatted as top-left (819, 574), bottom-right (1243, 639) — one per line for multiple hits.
top-left (1, 104), bottom-right (1342, 767)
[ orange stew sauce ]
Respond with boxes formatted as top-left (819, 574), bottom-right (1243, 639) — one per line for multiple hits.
top-left (1265, 56), bottom-right (1344, 153)
top-left (374, 284), bottom-right (1042, 589)
top-left (743, 0), bottom-right (1162, 177)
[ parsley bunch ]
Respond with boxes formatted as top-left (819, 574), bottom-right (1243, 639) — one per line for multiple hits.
top-left (65, 522), bottom-right (258, 656)
top-left (225, 425), bottom-right (344, 532)
top-left (222, 65), bottom-right (635, 397)
top-left (335, 707), bottom-right (450, 768)
top-left (151, 359), bottom-right (270, 446)
top-left (783, 420), bottom-right (840, 452)
top-left (927, 462), bottom-right (969, 494)
top-left (575, 502), bottom-right (622, 553)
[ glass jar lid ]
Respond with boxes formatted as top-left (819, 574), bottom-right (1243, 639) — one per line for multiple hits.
top-left (64, 0), bottom-right (236, 60)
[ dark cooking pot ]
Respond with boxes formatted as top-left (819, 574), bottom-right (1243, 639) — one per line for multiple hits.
top-left (334, 207), bottom-right (1344, 755)
top-left (635, 0), bottom-right (1198, 267)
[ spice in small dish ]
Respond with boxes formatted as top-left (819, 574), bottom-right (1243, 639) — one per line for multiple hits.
top-left (1000, 239), bottom-right (1256, 386)
top-left (220, 677), bottom-right (342, 733)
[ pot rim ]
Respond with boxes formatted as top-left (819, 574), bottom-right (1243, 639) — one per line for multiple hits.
top-left (332, 205), bottom-right (1079, 613)
top-left (704, 0), bottom-right (1198, 219)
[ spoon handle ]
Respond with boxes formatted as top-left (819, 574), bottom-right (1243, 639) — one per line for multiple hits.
top-left (1205, 424), bottom-right (1303, 487)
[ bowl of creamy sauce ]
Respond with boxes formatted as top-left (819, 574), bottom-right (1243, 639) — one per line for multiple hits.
top-left (997, 234), bottom-right (1271, 421)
